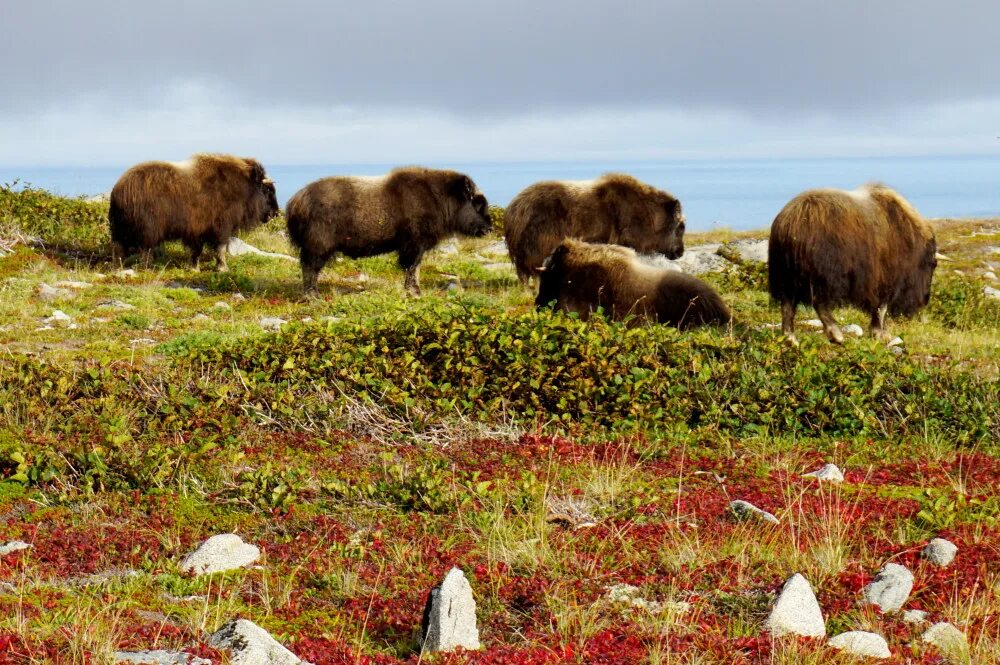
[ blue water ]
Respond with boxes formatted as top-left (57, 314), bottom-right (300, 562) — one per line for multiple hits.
top-left (3, 156), bottom-right (998, 231)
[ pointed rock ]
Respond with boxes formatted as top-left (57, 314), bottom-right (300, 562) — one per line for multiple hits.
top-left (765, 573), bottom-right (825, 638)
top-left (420, 567), bottom-right (481, 653)
top-left (114, 651), bottom-right (210, 665)
top-left (922, 622), bottom-right (968, 659)
top-left (828, 631), bottom-right (891, 659)
top-left (863, 563), bottom-right (913, 612)
top-left (180, 534), bottom-right (259, 576)
top-left (921, 538), bottom-right (957, 567)
top-left (802, 463), bottom-right (844, 483)
top-left (208, 619), bottom-right (308, 665)
top-left (729, 499), bottom-right (779, 524)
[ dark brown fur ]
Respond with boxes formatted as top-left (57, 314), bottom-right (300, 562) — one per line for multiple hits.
top-left (505, 173), bottom-right (686, 282)
top-left (109, 154), bottom-right (278, 271)
top-left (768, 183), bottom-right (937, 344)
top-left (535, 239), bottom-right (731, 329)
top-left (285, 167), bottom-right (491, 295)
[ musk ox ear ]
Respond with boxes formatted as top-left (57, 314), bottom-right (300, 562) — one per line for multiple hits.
top-left (448, 174), bottom-right (476, 201)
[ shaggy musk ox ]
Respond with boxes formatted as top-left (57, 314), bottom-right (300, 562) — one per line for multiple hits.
top-left (109, 154), bottom-right (279, 271)
top-left (285, 167), bottom-right (492, 295)
top-left (504, 174), bottom-right (686, 282)
top-left (768, 183), bottom-right (937, 345)
top-left (535, 239), bottom-right (731, 329)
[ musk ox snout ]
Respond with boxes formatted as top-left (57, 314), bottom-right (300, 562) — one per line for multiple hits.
top-left (459, 193), bottom-right (492, 237)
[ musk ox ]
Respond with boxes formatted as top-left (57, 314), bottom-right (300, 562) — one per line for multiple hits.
top-left (109, 154), bottom-right (279, 271)
top-left (535, 239), bottom-right (731, 329)
top-left (768, 183), bottom-right (937, 345)
top-left (504, 173), bottom-right (686, 282)
top-left (285, 167), bottom-right (492, 295)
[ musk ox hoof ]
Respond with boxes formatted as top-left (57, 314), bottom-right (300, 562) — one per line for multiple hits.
top-left (784, 334), bottom-right (800, 348)
top-left (826, 328), bottom-right (845, 345)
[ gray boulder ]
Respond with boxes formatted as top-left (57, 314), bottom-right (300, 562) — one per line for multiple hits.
top-left (180, 534), bottom-right (260, 576)
top-left (114, 651), bottom-right (210, 665)
top-left (765, 573), bottom-right (825, 638)
top-left (420, 567), bottom-right (481, 653)
top-left (863, 563), bottom-right (913, 612)
top-left (802, 463), bottom-right (845, 483)
top-left (922, 622), bottom-right (969, 659)
top-left (0, 541), bottom-right (31, 557)
top-left (208, 619), bottom-right (308, 665)
top-left (729, 499), bottom-right (780, 524)
top-left (828, 631), bottom-right (891, 659)
top-left (227, 237), bottom-right (296, 262)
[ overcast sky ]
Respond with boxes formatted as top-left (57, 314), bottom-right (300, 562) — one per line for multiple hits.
top-left (1, 0), bottom-right (998, 166)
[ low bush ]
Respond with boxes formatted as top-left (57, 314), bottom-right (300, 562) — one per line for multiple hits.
top-left (0, 182), bottom-right (109, 254)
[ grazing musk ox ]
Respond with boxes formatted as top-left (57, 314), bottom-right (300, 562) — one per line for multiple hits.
top-left (285, 167), bottom-right (492, 295)
top-left (535, 239), bottom-right (731, 329)
top-left (109, 154), bottom-right (279, 271)
top-left (504, 174), bottom-right (686, 282)
top-left (768, 183), bottom-right (937, 345)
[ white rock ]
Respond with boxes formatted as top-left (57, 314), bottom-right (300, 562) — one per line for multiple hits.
top-left (802, 319), bottom-right (824, 329)
top-left (192, 313), bottom-right (210, 322)
top-left (922, 622), bottom-right (969, 658)
top-left (887, 336), bottom-right (904, 347)
top-left (863, 563), bottom-right (913, 612)
top-left (984, 285), bottom-right (1000, 301)
top-left (984, 271), bottom-right (998, 281)
top-left (260, 317), bottom-right (287, 331)
top-left (724, 239), bottom-right (769, 263)
top-left (480, 240), bottom-right (508, 256)
top-left (803, 463), bottom-right (845, 483)
top-left (828, 631), bottom-right (891, 659)
top-left (54, 280), bottom-right (91, 290)
top-left (765, 573), bottom-right (826, 637)
top-left (922, 538), bottom-right (958, 567)
top-left (842, 324), bottom-right (864, 338)
top-left (43, 310), bottom-right (73, 326)
top-left (0, 541), bottom-right (31, 557)
top-left (902, 609), bottom-right (929, 624)
top-left (226, 237), bottom-right (297, 262)
top-left (114, 651), bottom-right (211, 665)
top-left (232, 293), bottom-right (247, 303)
top-left (180, 534), bottom-right (260, 576)
top-left (37, 283), bottom-right (72, 302)
top-left (99, 299), bottom-right (136, 310)
top-left (420, 567), bottom-right (481, 653)
top-left (129, 338), bottom-right (157, 346)
top-left (436, 238), bottom-right (460, 255)
top-left (208, 619), bottom-right (307, 665)
top-left (729, 499), bottom-right (780, 524)
top-left (213, 301), bottom-right (232, 310)
top-left (116, 269), bottom-right (137, 279)
top-left (650, 245), bottom-right (727, 274)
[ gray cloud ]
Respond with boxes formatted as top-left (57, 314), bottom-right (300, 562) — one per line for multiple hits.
top-left (3, 0), bottom-right (999, 116)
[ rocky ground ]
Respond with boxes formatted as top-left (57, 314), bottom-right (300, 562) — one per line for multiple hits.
top-left (0, 190), bottom-right (998, 664)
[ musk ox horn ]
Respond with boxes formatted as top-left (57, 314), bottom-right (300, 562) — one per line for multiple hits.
top-left (262, 178), bottom-right (273, 185)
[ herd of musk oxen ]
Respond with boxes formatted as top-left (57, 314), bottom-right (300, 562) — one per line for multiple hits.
top-left (108, 153), bottom-right (939, 344)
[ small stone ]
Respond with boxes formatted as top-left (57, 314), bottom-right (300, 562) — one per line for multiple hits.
top-left (192, 313), bottom-right (210, 322)
top-left (802, 319), bottom-right (824, 329)
top-left (37, 283), bottom-right (72, 302)
top-left (437, 239), bottom-right (460, 255)
top-left (887, 336), bottom-right (904, 347)
top-left (902, 609), bottom-right (929, 624)
top-left (765, 573), bottom-right (826, 638)
top-left (729, 499), bottom-right (780, 524)
top-left (232, 293), bottom-right (247, 303)
top-left (180, 534), bottom-right (260, 576)
top-left (226, 237), bottom-right (296, 262)
top-left (803, 463), bottom-right (844, 483)
top-left (129, 338), bottom-right (157, 346)
top-left (828, 631), bottom-right (891, 659)
top-left (890, 346), bottom-right (904, 356)
top-left (208, 619), bottom-right (307, 665)
top-left (0, 541), bottom-right (31, 557)
top-left (984, 271), bottom-right (998, 281)
top-left (842, 323), bottom-right (864, 337)
top-left (213, 301), bottom-right (231, 310)
top-left (922, 622), bottom-right (969, 658)
top-left (863, 563), bottom-right (913, 613)
top-left (921, 538), bottom-right (957, 567)
top-left (43, 310), bottom-right (73, 326)
top-left (116, 269), bottom-right (137, 279)
top-left (99, 299), bottom-right (136, 310)
top-left (984, 285), bottom-right (1000, 301)
top-left (114, 651), bottom-right (210, 665)
top-left (481, 240), bottom-right (508, 256)
top-left (261, 317), bottom-right (287, 331)
top-left (420, 567), bottom-right (481, 653)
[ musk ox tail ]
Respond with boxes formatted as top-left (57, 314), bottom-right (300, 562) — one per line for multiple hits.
top-left (502, 194), bottom-right (535, 282)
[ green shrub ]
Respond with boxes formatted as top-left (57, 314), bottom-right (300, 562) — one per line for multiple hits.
top-left (927, 274), bottom-right (1000, 329)
top-left (0, 182), bottom-right (109, 254)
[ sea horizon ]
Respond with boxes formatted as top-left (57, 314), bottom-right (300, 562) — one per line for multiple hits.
top-left (3, 154), bottom-right (999, 232)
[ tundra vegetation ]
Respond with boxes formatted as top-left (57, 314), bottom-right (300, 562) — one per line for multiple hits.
top-left (0, 182), bottom-right (998, 664)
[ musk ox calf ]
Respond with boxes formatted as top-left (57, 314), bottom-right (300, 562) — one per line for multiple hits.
top-left (504, 173), bottom-right (686, 282)
top-left (285, 167), bottom-right (492, 295)
top-left (535, 239), bottom-right (731, 329)
top-left (109, 154), bottom-right (279, 271)
top-left (768, 183), bottom-right (937, 345)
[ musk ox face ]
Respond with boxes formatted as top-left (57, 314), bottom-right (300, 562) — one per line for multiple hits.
top-left (258, 179), bottom-right (280, 223)
top-left (890, 240), bottom-right (938, 316)
top-left (450, 176), bottom-right (492, 237)
top-left (534, 244), bottom-right (568, 309)
top-left (656, 198), bottom-right (685, 260)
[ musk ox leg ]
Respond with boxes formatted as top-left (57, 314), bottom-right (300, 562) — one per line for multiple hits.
top-left (815, 303), bottom-right (844, 344)
top-left (781, 301), bottom-right (799, 347)
top-left (187, 243), bottom-right (204, 271)
top-left (213, 243), bottom-right (229, 272)
top-left (398, 247), bottom-right (425, 296)
top-left (300, 252), bottom-right (327, 296)
top-left (870, 304), bottom-right (890, 343)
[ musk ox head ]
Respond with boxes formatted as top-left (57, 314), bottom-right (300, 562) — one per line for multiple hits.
top-left (617, 191), bottom-right (685, 260)
top-left (534, 242), bottom-right (575, 310)
top-left (245, 159), bottom-right (280, 227)
top-left (890, 238), bottom-right (938, 316)
top-left (448, 174), bottom-right (492, 237)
